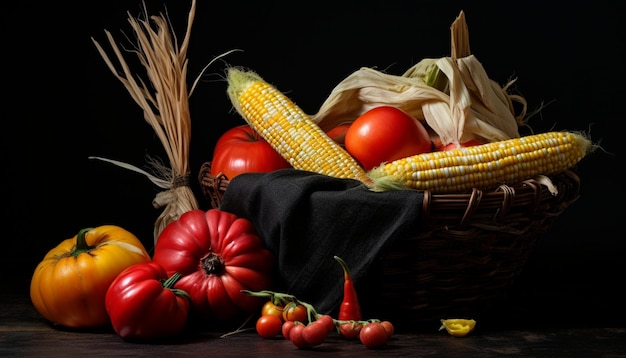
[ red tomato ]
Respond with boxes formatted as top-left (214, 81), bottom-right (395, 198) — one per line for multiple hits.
top-left (325, 123), bottom-right (351, 147)
top-left (359, 322), bottom-right (389, 348)
top-left (282, 320), bottom-right (296, 339)
top-left (288, 324), bottom-right (310, 348)
top-left (283, 303), bottom-right (308, 323)
top-left (316, 315), bottom-right (336, 333)
top-left (210, 124), bottom-right (291, 179)
top-left (339, 321), bottom-right (363, 339)
top-left (256, 314), bottom-right (283, 338)
top-left (105, 262), bottom-right (190, 340)
top-left (302, 321), bottom-right (329, 346)
top-left (380, 320), bottom-right (395, 338)
top-left (152, 209), bottom-right (275, 321)
top-left (345, 106), bottom-right (432, 170)
top-left (440, 139), bottom-right (485, 151)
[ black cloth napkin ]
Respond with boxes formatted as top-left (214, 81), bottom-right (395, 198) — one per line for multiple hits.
top-left (219, 169), bottom-right (423, 316)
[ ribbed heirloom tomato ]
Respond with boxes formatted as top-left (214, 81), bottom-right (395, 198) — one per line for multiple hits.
top-left (30, 226), bottom-right (151, 328)
top-left (210, 124), bottom-right (291, 180)
top-left (151, 209), bottom-right (275, 322)
top-left (105, 262), bottom-right (190, 340)
top-left (345, 106), bottom-right (432, 170)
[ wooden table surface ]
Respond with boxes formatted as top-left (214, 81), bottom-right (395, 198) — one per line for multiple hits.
top-left (2, 289), bottom-right (625, 358)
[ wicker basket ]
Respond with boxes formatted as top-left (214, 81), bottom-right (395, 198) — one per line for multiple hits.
top-left (199, 162), bottom-right (581, 325)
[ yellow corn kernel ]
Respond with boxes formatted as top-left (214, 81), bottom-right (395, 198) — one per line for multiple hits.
top-left (368, 131), bottom-right (593, 193)
top-left (227, 68), bottom-right (371, 184)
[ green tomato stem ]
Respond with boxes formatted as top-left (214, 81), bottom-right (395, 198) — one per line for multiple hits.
top-left (163, 272), bottom-right (190, 299)
top-left (71, 228), bottom-right (95, 257)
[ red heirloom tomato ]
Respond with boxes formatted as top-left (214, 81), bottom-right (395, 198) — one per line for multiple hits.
top-left (105, 262), bottom-right (190, 340)
top-left (345, 106), bottom-right (432, 170)
top-left (210, 124), bottom-right (291, 180)
top-left (30, 226), bottom-right (151, 328)
top-left (152, 209), bottom-right (275, 321)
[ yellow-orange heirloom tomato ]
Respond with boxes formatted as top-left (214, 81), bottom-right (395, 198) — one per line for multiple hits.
top-left (30, 226), bottom-right (151, 328)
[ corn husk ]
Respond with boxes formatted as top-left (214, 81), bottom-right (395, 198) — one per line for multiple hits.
top-left (90, 0), bottom-right (199, 243)
top-left (311, 11), bottom-right (527, 147)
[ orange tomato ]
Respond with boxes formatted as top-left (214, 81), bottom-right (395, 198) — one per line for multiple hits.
top-left (30, 226), bottom-right (151, 328)
top-left (282, 302), bottom-right (308, 323)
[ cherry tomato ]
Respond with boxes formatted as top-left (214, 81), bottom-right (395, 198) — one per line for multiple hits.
top-left (261, 301), bottom-right (284, 321)
top-left (302, 321), bottom-right (329, 346)
top-left (345, 106), bottom-right (431, 170)
top-left (316, 314), bottom-right (336, 333)
top-left (256, 314), bottom-right (283, 338)
top-left (283, 302), bottom-right (308, 323)
top-left (359, 322), bottom-right (389, 348)
top-left (210, 124), bottom-right (291, 180)
top-left (380, 320), bottom-right (395, 338)
top-left (339, 321), bottom-right (363, 339)
top-left (288, 323), bottom-right (310, 348)
top-left (282, 320), bottom-right (296, 339)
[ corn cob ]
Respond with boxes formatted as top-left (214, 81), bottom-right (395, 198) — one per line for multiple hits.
top-left (227, 68), bottom-right (371, 184)
top-left (368, 131), bottom-right (593, 193)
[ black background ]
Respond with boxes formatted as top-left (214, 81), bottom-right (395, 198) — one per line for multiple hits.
top-left (4, 1), bottom-right (624, 327)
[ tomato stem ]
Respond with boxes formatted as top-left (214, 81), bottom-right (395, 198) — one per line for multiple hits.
top-left (162, 272), bottom-right (190, 299)
top-left (71, 228), bottom-right (95, 257)
top-left (201, 252), bottom-right (225, 274)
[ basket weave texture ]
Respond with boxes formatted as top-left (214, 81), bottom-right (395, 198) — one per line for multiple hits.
top-left (199, 162), bottom-right (581, 325)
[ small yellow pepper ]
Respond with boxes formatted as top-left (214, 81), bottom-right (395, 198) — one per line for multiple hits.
top-left (439, 319), bottom-right (476, 337)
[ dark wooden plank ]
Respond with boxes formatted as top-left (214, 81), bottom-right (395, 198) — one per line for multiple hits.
top-left (2, 293), bottom-right (625, 357)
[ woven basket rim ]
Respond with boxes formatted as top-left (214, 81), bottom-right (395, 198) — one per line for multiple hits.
top-left (198, 161), bottom-right (580, 226)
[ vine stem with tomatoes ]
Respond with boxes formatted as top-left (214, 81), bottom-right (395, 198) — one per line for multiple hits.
top-left (239, 290), bottom-right (389, 329)
top-left (241, 289), bottom-right (322, 323)
top-left (230, 289), bottom-right (395, 349)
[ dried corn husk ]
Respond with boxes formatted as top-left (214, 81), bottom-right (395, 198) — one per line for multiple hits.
top-left (90, 0), bottom-right (200, 243)
top-left (311, 11), bottom-right (527, 147)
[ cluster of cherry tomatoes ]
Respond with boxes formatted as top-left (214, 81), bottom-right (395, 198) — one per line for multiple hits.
top-left (245, 290), bottom-right (394, 349)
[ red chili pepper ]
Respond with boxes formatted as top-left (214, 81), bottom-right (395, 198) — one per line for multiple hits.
top-left (334, 255), bottom-right (362, 321)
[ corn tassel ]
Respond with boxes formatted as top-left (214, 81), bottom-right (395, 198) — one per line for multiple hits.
top-left (227, 68), bottom-right (371, 184)
top-left (368, 131), bottom-right (593, 193)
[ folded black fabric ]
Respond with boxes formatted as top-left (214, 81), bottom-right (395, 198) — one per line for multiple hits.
top-left (219, 169), bottom-right (423, 316)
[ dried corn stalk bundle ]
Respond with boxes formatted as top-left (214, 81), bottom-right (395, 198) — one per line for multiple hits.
top-left (311, 11), bottom-right (527, 147)
top-left (91, 0), bottom-right (199, 243)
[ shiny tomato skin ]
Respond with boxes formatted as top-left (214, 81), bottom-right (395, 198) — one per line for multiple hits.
top-left (359, 322), bottom-right (389, 348)
top-left (29, 226), bottom-right (151, 328)
top-left (288, 324), bottom-right (310, 348)
top-left (316, 315), bottom-right (336, 333)
top-left (282, 320), bottom-right (296, 339)
top-left (283, 303), bottom-right (308, 323)
top-left (152, 209), bottom-right (275, 321)
top-left (345, 106), bottom-right (431, 170)
top-left (261, 301), bottom-right (284, 321)
top-left (210, 124), bottom-right (290, 180)
top-left (256, 314), bottom-right (283, 338)
top-left (302, 321), bottom-right (329, 346)
top-left (339, 321), bottom-right (363, 339)
top-left (326, 123), bottom-right (351, 147)
top-left (105, 262), bottom-right (190, 340)
top-left (380, 320), bottom-right (395, 338)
